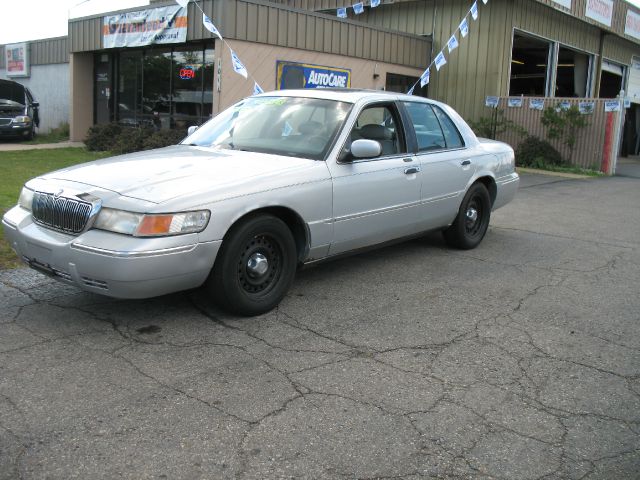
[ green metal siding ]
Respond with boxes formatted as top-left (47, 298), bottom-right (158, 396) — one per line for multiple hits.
top-left (602, 34), bottom-right (638, 65)
top-left (0, 37), bottom-right (69, 68)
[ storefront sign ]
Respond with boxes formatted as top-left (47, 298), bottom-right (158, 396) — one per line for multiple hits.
top-left (103, 5), bottom-right (188, 48)
top-left (551, 0), bottom-right (571, 9)
top-left (579, 101), bottom-right (594, 114)
top-left (5, 43), bottom-right (29, 77)
top-left (507, 98), bottom-right (523, 108)
top-left (485, 96), bottom-right (499, 108)
top-left (604, 100), bottom-right (620, 112)
top-left (625, 10), bottom-right (640, 40)
top-left (585, 0), bottom-right (613, 27)
top-left (276, 61), bottom-right (351, 90)
top-left (529, 99), bottom-right (545, 110)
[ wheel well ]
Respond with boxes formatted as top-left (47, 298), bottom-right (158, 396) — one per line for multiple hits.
top-left (228, 207), bottom-right (309, 262)
top-left (475, 176), bottom-right (497, 207)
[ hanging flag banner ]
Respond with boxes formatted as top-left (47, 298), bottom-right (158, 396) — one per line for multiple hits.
top-left (175, 0), bottom-right (190, 7)
top-left (230, 50), bottom-right (248, 78)
top-left (202, 14), bottom-right (223, 40)
top-left (353, 2), bottom-right (364, 14)
top-left (103, 5), bottom-right (187, 48)
top-left (434, 52), bottom-right (447, 71)
top-left (337, 7), bottom-right (347, 18)
top-left (408, 85), bottom-right (415, 95)
top-left (371, 0), bottom-right (381, 7)
top-left (485, 96), bottom-right (499, 108)
top-left (471, 2), bottom-right (479, 20)
top-left (579, 101), bottom-right (594, 114)
top-left (253, 82), bottom-right (264, 95)
top-left (482, 0), bottom-right (488, 4)
top-left (447, 34), bottom-right (459, 53)
top-left (604, 100), bottom-right (620, 112)
top-left (420, 68), bottom-right (430, 87)
top-left (508, 98), bottom-right (523, 108)
top-left (529, 98), bottom-right (544, 110)
top-left (459, 18), bottom-right (469, 38)
top-left (276, 61), bottom-right (351, 89)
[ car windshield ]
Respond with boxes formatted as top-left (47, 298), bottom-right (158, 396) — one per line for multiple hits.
top-left (0, 81), bottom-right (26, 106)
top-left (183, 96), bottom-right (352, 160)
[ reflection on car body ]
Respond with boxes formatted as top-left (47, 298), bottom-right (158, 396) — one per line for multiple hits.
top-left (2, 89), bottom-right (519, 315)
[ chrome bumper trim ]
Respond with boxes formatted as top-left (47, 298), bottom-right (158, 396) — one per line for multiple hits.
top-left (70, 243), bottom-right (197, 258)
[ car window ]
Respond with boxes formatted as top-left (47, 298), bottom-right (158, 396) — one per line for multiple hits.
top-left (351, 105), bottom-right (405, 156)
top-left (402, 102), bottom-right (446, 152)
top-left (432, 105), bottom-right (465, 149)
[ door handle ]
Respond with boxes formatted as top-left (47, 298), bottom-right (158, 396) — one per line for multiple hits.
top-left (461, 160), bottom-right (471, 166)
top-left (404, 167), bottom-right (420, 174)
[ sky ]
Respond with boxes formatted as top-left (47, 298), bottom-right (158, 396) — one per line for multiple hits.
top-left (2, 0), bottom-right (640, 44)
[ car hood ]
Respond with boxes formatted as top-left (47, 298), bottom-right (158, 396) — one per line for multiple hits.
top-left (40, 145), bottom-right (322, 204)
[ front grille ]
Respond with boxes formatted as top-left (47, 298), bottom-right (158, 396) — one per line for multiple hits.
top-left (32, 191), bottom-right (92, 234)
top-left (0, 118), bottom-right (11, 126)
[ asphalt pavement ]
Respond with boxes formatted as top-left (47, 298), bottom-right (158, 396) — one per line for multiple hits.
top-left (1, 171), bottom-right (639, 479)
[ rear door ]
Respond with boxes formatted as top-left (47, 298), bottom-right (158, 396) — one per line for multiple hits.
top-left (401, 101), bottom-right (476, 229)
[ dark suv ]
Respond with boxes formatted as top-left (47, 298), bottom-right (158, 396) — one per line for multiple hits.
top-left (0, 79), bottom-right (40, 140)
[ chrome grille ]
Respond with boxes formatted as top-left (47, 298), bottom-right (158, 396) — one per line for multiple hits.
top-left (0, 118), bottom-right (12, 126)
top-left (32, 191), bottom-right (92, 234)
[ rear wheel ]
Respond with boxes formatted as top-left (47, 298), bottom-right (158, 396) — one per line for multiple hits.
top-left (206, 215), bottom-right (297, 316)
top-left (443, 182), bottom-right (491, 250)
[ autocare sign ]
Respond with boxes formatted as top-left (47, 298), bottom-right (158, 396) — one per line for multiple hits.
top-left (103, 5), bottom-right (188, 48)
top-left (625, 9), bottom-right (640, 41)
top-left (276, 61), bottom-right (351, 90)
top-left (5, 43), bottom-right (29, 77)
top-left (585, 0), bottom-right (613, 27)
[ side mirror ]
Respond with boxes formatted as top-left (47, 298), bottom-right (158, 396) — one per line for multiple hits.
top-left (187, 125), bottom-right (198, 136)
top-left (351, 139), bottom-right (382, 159)
top-left (32, 102), bottom-right (40, 108)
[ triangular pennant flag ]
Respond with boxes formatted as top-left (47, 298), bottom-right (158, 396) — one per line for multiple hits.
top-left (337, 7), bottom-right (347, 18)
top-left (420, 68), bottom-right (430, 88)
top-left (434, 51), bottom-right (447, 71)
top-left (471, 2), bottom-right (478, 20)
top-left (202, 14), bottom-right (223, 41)
top-left (408, 85), bottom-right (415, 95)
top-left (371, 0), bottom-right (381, 7)
top-left (353, 2), bottom-right (364, 15)
top-left (482, 0), bottom-right (488, 4)
top-left (175, 0), bottom-right (189, 7)
top-left (253, 82), bottom-right (264, 95)
top-left (447, 34), bottom-right (459, 53)
top-left (459, 18), bottom-right (469, 38)
top-left (230, 50), bottom-right (248, 79)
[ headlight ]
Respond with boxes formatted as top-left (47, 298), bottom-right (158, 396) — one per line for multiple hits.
top-left (94, 208), bottom-right (210, 237)
top-left (12, 116), bottom-right (31, 124)
top-left (18, 187), bottom-right (34, 211)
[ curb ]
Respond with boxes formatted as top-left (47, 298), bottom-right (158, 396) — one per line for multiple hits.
top-left (516, 167), bottom-right (597, 179)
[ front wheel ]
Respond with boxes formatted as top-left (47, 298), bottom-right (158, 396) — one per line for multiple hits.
top-left (205, 215), bottom-right (297, 316)
top-left (443, 183), bottom-right (491, 250)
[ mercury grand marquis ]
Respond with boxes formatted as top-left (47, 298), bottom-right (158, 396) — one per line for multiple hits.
top-left (2, 89), bottom-right (519, 315)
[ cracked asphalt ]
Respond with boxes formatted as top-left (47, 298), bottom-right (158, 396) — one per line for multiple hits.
top-left (1, 171), bottom-right (639, 479)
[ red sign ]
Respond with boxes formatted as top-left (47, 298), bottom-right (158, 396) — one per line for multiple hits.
top-left (179, 67), bottom-right (196, 80)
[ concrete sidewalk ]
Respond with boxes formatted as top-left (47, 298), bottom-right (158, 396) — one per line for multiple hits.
top-left (616, 156), bottom-right (640, 178)
top-left (0, 141), bottom-right (85, 152)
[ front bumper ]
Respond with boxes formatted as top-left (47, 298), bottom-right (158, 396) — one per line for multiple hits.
top-left (2, 205), bottom-right (221, 299)
top-left (0, 123), bottom-right (31, 138)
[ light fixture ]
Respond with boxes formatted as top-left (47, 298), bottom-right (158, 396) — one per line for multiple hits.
top-left (511, 59), bottom-right (525, 65)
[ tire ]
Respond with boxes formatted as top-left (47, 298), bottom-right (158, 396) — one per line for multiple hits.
top-left (443, 182), bottom-right (491, 250)
top-left (206, 215), bottom-right (297, 316)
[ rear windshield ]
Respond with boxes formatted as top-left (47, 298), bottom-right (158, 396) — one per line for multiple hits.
top-left (0, 81), bottom-right (26, 106)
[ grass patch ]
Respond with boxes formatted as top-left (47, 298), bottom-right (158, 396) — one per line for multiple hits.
top-left (0, 147), bottom-right (111, 269)
top-left (23, 122), bottom-right (70, 145)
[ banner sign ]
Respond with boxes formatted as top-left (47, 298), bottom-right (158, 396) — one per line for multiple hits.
top-left (485, 96), bottom-right (499, 108)
top-left (585, 0), bottom-right (613, 27)
top-left (103, 5), bottom-right (187, 48)
top-left (276, 61), bottom-right (351, 90)
top-left (604, 100), bottom-right (620, 112)
top-left (5, 43), bottom-right (29, 77)
top-left (529, 98), bottom-right (544, 110)
top-left (508, 98), bottom-right (523, 108)
top-left (625, 10), bottom-right (640, 40)
top-left (551, 0), bottom-right (571, 9)
top-left (579, 101), bottom-right (594, 114)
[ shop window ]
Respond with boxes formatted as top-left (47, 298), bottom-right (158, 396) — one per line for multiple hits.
top-left (599, 61), bottom-right (625, 98)
top-left (143, 49), bottom-right (172, 129)
top-left (509, 33), bottom-right (551, 96)
top-left (555, 47), bottom-right (591, 97)
top-left (118, 51), bottom-right (144, 127)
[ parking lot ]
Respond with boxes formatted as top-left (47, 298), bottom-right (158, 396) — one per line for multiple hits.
top-left (1, 170), bottom-right (639, 479)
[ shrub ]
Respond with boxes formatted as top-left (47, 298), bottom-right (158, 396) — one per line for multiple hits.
top-left (85, 123), bottom-right (188, 153)
top-left (469, 110), bottom-right (528, 140)
top-left (515, 136), bottom-right (563, 168)
top-left (541, 106), bottom-right (588, 164)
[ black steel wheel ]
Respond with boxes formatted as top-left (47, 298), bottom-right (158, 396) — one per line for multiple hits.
top-left (443, 182), bottom-right (491, 250)
top-left (206, 215), bottom-right (297, 316)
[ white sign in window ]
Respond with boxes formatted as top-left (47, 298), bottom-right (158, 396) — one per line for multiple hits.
top-left (585, 0), bottom-right (613, 27)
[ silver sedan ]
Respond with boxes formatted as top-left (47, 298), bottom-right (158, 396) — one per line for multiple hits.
top-left (2, 89), bottom-right (519, 315)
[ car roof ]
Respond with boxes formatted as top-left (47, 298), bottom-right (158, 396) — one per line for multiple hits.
top-left (254, 88), bottom-right (431, 104)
